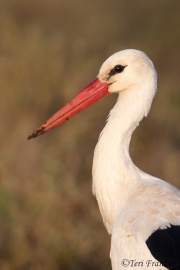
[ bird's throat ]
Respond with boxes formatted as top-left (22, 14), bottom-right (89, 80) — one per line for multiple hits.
top-left (92, 91), bottom-right (147, 233)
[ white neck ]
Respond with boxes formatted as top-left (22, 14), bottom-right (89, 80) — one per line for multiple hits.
top-left (92, 84), bottom-right (155, 234)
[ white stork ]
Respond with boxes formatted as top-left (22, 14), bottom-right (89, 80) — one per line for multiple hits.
top-left (28, 49), bottom-right (180, 270)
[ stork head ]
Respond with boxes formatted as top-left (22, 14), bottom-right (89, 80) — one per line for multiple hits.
top-left (99, 49), bottom-right (157, 94)
top-left (28, 49), bottom-right (157, 139)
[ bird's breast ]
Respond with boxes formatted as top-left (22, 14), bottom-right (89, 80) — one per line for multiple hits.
top-left (92, 165), bottom-right (133, 234)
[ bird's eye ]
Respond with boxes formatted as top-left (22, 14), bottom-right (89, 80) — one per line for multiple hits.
top-left (108, 65), bottom-right (126, 78)
top-left (114, 65), bottom-right (125, 73)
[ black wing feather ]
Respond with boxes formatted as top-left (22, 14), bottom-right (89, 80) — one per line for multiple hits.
top-left (146, 225), bottom-right (180, 270)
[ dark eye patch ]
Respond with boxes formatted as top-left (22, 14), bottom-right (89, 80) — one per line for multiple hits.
top-left (108, 65), bottom-right (127, 78)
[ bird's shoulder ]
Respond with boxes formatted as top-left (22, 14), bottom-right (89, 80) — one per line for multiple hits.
top-left (114, 177), bottom-right (180, 240)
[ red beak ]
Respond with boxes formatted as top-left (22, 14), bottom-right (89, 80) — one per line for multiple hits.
top-left (28, 78), bottom-right (110, 140)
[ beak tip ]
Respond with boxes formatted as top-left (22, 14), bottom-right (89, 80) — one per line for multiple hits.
top-left (27, 126), bottom-right (46, 140)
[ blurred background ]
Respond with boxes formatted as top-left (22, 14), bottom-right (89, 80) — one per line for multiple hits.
top-left (0, 0), bottom-right (180, 269)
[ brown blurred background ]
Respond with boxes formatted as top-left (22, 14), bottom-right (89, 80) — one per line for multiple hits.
top-left (0, 0), bottom-right (180, 269)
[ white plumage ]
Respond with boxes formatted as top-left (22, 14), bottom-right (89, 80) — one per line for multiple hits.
top-left (29, 49), bottom-right (180, 270)
top-left (92, 50), bottom-right (180, 269)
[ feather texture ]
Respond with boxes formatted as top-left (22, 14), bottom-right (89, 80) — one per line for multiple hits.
top-left (92, 50), bottom-right (180, 269)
